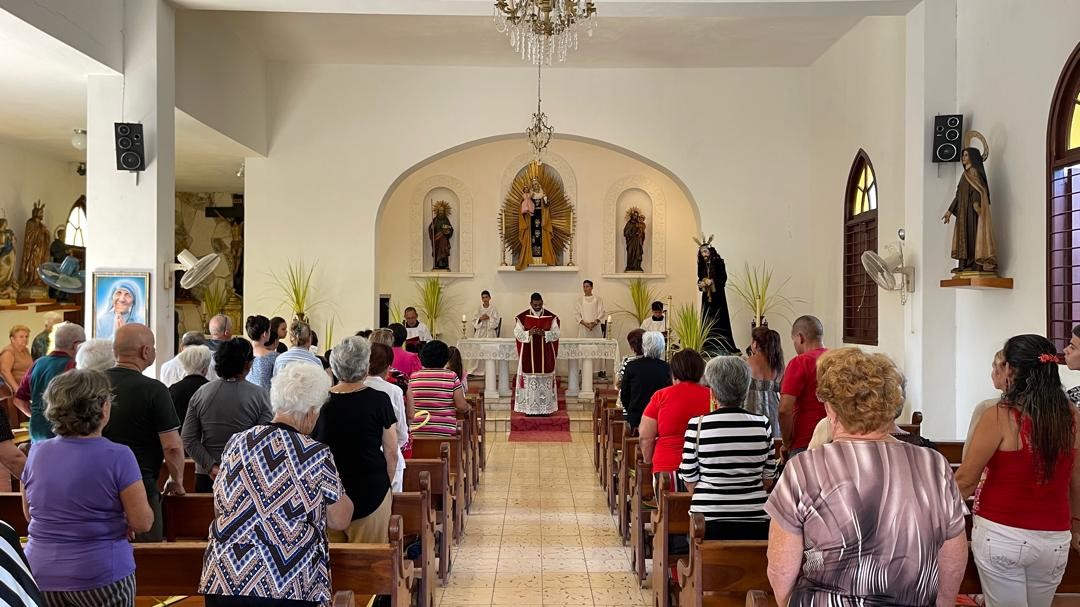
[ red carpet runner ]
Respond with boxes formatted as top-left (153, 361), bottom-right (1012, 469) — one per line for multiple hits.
top-left (508, 376), bottom-right (572, 442)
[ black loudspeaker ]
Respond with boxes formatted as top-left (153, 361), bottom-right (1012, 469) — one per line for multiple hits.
top-left (932, 114), bottom-right (963, 163)
top-left (114, 122), bottom-right (145, 171)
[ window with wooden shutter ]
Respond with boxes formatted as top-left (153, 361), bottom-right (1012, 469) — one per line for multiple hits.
top-left (1048, 43), bottom-right (1080, 351)
top-left (843, 150), bottom-right (878, 346)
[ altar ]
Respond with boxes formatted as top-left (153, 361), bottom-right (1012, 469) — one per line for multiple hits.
top-left (457, 337), bottom-right (619, 404)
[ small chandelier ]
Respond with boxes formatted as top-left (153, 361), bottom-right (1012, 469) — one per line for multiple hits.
top-left (494, 0), bottom-right (597, 65)
top-left (526, 62), bottom-right (554, 160)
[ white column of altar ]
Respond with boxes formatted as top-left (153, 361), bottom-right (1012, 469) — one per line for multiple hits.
top-left (498, 360), bottom-right (511, 397)
top-left (567, 360), bottom-right (581, 397)
top-left (581, 359), bottom-right (595, 401)
top-left (483, 359), bottom-right (498, 400)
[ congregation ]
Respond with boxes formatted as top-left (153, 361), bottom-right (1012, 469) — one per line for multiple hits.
top-left (0, 304), bottom-right (1076, 606)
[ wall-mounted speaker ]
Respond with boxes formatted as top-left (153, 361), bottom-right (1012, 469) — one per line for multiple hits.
top-left (932, 114), bottom-right (963, 163)
top-left (114, 122), bottom-right (145, 171)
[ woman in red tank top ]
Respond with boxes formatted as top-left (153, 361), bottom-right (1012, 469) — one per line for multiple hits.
top-left (956, 334), bottom-right (1080, 607)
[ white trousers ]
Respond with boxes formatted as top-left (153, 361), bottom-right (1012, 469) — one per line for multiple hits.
top-left (971, 515), bottom-right (1071, 607)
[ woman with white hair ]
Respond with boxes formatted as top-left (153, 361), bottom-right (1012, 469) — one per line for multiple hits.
top-left (311, 336), bottom-right (398, 543)
top-left (619, 330), bottom-right (671, 431)
top-left (199, 363), bottom-right (353, 606)
top-left (168, 345), bottom-right (211, 432)
top-left (74, 338), bottom-right (115, 371)
top-left (679, 356), bottom-right (777, 540)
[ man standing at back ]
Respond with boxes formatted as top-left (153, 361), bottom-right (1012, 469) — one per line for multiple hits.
top-left (574, 280), bottom-right (607, 379)
top-left (103, 324), bottom-right (186, 541)
top-left (14, 322), bottom-right (82, 443)
top-left (206, 314), bottom-right (232, 352)
top-left (778, 315), bottom-right (828, 458)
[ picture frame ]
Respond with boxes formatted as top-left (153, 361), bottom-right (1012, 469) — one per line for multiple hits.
top-left (92, 271), bottom-right (151, 339)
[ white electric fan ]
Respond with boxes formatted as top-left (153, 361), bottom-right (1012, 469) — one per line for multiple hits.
top-left (168, 249), bottom-right (221, 290)
top-left (861, 229), bottom-right (915, 304)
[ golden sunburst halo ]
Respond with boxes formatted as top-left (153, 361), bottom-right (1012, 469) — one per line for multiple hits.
top-left (501, 162), bottom-right (573, 262)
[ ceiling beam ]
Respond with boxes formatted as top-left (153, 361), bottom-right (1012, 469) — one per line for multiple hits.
top-left (170, 0), bottom-right (919, 18)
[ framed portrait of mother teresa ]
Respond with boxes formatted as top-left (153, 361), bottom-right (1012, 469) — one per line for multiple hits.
top-left (92, 271), bottom-right (150, 339)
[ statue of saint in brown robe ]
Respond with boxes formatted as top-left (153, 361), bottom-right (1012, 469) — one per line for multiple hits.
top-left (943, 147), bottom-right (997, 274)
top-left (19, 202), bottom-right (50, 293)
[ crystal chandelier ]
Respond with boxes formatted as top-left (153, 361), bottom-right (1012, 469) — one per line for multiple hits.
top-left (526, 62), bottom-right (554, 160)
top-left (494, 0), bottom-right (597, 65)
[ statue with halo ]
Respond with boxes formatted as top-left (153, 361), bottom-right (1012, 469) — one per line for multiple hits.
top-left (19, 201), bottom-right (50, 299)
top-left (623, 207), bottom-right (646, 272)
top-left (428, 200), bottom-right (454, 271)
top-left (942, 130), bottom-right (998, 276)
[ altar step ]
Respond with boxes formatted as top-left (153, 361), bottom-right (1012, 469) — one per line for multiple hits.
top-left (486, 408), bottom-right (593, 433)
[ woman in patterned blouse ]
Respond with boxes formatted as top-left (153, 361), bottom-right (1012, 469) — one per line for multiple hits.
top-left (407, 340), bottom-right (469, 437)
top-left (199, 363), bottom-right (354, 607)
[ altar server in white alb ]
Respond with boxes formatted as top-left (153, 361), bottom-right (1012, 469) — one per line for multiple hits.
top-left (513, 293), bottom-right (560, 416)
top-left (640, 301), bottom-right (668, 334)
top-left (403, 306), bottom-right (433, 344)
top-left (468, 290), bottom-right (501, 375)
top-left (574, 279), bottom-right (608, 378)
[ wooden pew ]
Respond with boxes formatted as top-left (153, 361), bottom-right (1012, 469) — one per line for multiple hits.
top-left (133, 515), bottom-right (414, 607)
top-left (607, 420), bottom-right (627, 512)
top-left (630, 449), bottom-right (654, 586)
top-left (156, 458), bottom-right (197, 493)
top-left (896, 411), bottom-right (923, 437)
top-left (162, 493), bottom-right (214, 541)
top-left (599, 406), bottom-right (624, 488)
top-left (937, 440), bottom-right (963, 464)
top-left (0, 491), bottom-right (25, 536)
top-left (456, 411), bottom-right (475, 512)
top-left (404, 450), bottom-right (454, 584)
top-left (651, 471), bottom-right (691, 607)
top-left (677, 513), bottom-right (770, 607)
top-left (411, 435), bottom-right (465, 543)
top-left (593, 395), bottom-right (617, 471)
top-left (618, 435), bottom-right (640, 542)
top-left (392, 471), bottom-right (436, 607)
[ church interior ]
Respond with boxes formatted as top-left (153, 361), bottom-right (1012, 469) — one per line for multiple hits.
top-left (0, 0), bottom-right (1079, 605)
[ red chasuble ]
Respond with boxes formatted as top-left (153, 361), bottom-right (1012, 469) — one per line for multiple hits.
top-left (516, 309), bottom-right (559, 374)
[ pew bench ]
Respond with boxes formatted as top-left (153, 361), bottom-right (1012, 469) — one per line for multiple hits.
top-left (606, 419), bottom-right (627, 512)
top-left (599, 406), bottom-right (624, 489)
top-left (677, 513), bottom-right (769, 607)
top-left (630, 449), bottom-right (654, 586)
top-left (618, 435), bottom-right (640, 542)
top-left (391, 471), bottom-right (437, 607)
top-left (133, 515), bottom-right (414, 607)
top-left (411, 435), bottom-right (466, 544)
top-left (651, 471), bottom-right (691, 607)
top-left (404, 452), bottom-right (454, 584)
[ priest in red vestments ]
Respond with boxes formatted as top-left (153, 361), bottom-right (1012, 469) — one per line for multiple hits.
top-left (514, 292), bottom-right (560, 415)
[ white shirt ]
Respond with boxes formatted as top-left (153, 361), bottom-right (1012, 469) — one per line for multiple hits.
top-left (159, 352), bottom-right (217, 386)
top-left (364, 375), bottom-right (409, 482)
top-left (405, 322), bottom-right (433, 342)
top-left (574, 295), bottom-right (606, 325)
top-left (640, 317), bottom-right (668, 332)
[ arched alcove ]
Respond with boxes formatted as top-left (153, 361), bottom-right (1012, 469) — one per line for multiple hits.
top-left (374, 135), bottom-right (702, 339)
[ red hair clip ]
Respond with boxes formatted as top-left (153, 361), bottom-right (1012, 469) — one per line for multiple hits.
top-left (1038, 353), bottom-right (1060, 365)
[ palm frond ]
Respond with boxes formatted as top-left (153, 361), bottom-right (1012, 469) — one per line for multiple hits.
top-left (671, 304), bottom-right (720, 355)
top-left (200, 281), bottom-right (229, 329)
top-left (415, 277), bottom-right (454, 338)
top-left (389, 302), bottom-right (403, 325)
top-left (612, 278), bottom-right (657, 325)
top-left (269, 259), bottom-right (322, 319)
top-left (727, 261), bottom-right (805, 327)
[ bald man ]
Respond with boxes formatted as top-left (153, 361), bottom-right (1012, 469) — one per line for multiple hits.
top-left (103, 324), bottom-right (186, 542)
top-left (207, 314), bottom-right (232, 353)
top-left (778, 315), bottom-right (828, 457)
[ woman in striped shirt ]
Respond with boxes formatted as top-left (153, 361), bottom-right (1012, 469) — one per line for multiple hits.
top-left (407, 340), bottom-right (469, 437)
top-left (678, 355), bottom-right (777, 540)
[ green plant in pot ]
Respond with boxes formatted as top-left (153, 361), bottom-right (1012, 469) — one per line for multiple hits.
top-left (270, 259), bottom-right (320, 322)
top-left (613, 278), bottom-right (657, 327)
top-left (726, 261), bottom-right (803, 328)
top-left (415, 277), bottom-right (451, 339)
top-left (199, 281), bottom-right (229, 331)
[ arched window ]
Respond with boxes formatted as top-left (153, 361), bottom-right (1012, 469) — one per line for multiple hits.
top-left (843, 150), bottom-right (878, 345)
top-left (1047, 42), bottom-right (1080, 351)
top-left (64, 195), bottom-right (86, 249)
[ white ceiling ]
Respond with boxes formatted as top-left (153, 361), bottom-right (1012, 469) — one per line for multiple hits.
top-left (216, 12), bottom-right (863, 67)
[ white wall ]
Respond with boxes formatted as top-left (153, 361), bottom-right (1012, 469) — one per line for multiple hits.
top-left (951, 0), bottom-right (1080, 430)
top-left (175, 10), bottom-right (268, 155)
top-left (0, 137), bottom-right (86, 331)
top-left (0, 0), bottom-right (123, 71)
top-left (245, 64), bottom-right (814, 340)
top-left (375, 137), bottom-right (704, 345)
top-left (808, 16), bottom-right (907, 361)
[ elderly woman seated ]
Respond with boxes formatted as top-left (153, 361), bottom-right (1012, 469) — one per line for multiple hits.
top-left (23, 369), bottom-right (154, 605)
top-left (168, 344), bottom-right (212, 427)
top-left (764, 348), bottom-right (967, 606)
top-left (678, 356), bottom-right (776, 540)
top-left (199, 363), bottom-right (354, 607)
top-left (312, 336), bottom-right (399, 543)
top-left (74, 338), bottom-right (115, 371)
top-left (183, 338), bottom-right (272, 493)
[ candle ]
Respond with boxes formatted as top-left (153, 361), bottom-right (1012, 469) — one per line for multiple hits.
top-left (462, 314), bottom-right (467, 322)
top-left (606, 315), bottom-right (612, 325)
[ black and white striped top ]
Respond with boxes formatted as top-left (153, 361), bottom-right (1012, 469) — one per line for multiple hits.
top-left (678, 407), bottom-right (778, 521)
top-left (0, 521), bottom-right (44, 606)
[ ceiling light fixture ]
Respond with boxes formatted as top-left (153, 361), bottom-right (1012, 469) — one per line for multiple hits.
top-left (526, 62), bottom-right (554, 160)
top-left (236, 162), bottom-right (245, 179)
top-left (70, 129), bottom-right (87, 152)
top-left (494, 0), bottom-right (597, 65)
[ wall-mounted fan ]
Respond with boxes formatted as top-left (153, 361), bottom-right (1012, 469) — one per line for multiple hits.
top-left (165, 249), bottom-right (221, 290)
top-left (37, 256), bottom-right (85, 293)
top-left (861, 229), bottom-right (915, 304)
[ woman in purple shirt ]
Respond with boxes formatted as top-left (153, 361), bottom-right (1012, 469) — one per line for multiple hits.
top-left (22, 369), bottom-right (153, 606)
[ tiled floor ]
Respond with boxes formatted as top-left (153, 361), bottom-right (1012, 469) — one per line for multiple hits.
top-left (436, 432), bottom-right (651, 606)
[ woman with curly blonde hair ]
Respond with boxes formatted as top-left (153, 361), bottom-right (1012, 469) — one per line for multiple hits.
top-left (764, 347), bottom-right (968, 607)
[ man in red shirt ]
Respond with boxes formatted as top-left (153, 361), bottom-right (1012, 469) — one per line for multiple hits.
top-left (779, 315), bottom-right (827, 457)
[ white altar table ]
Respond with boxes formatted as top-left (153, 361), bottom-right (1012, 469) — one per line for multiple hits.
top-left (457, 337), bottom-right (619, 402)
